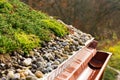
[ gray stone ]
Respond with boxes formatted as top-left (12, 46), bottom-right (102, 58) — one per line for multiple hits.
top-left (46, 62), bottom-right (51, 67)
top-left (52, 65), bottom-right (58, 69)
top-left (50, 47), bottom-right (57, 50)
top-left (1, 77), bottom-right (6, 80)
top-left (43, 53), bottom-right (54, 60)
top-left (73, 41), bottom-right (79, 46)
top-left (47, 49), bottom-right (53, 52)
top-left (32, 64), bottom-right (37, 69)
top-left (36, 62), bottom-right (44, 68)
top-left (57, 59), bottom-right (63, 63)
top-left (41, 68), bottom-right (49, 74)
top-left (61, 42), bottom-right (68, 46)
top-left (46, 67), bottom-right (53, 72)
top-left (31, 69), bottom-right (36, 73)
top-left (37, 56), bottom-right (44, 62)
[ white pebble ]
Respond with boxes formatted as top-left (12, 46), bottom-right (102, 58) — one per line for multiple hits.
top-left (23, 58), bottom-right (32, 66)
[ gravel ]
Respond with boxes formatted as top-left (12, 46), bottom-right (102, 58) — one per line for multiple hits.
top-left (0, 25), bottom-right (93, 79)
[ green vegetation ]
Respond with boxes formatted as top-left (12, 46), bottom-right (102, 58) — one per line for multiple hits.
top-left (104, 41), bottom-right (120, 70)
top-left (0, 0), bottom-right (69, 54)
top-left (101, 41), bottom-right (120, 80)
top-left (15, 31), bottom-right (40, 53)
top-left (103, 67), bottom-right (118, 80)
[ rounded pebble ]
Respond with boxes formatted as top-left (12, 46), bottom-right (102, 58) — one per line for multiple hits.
top-left (35, 71), bottom-right (43, 78)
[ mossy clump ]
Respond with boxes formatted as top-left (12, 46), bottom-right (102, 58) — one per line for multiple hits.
top-left (0, 0), bottom-right (69, 54)
top-left (15, 31), bottom-right (40, 53)
top-left (41, 19), bottom-right (68, 37)
top-left (0, 0), bottom-right (13, 13)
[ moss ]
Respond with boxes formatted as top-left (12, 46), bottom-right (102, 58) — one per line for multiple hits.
top-left (0, 35), bottom-right (17, 54)
top-left (0, 0), bottom-right (69, 54)
top-left (0, 0), bottom-right (13, 13)
top-left (15, 31), bottom-right (40, 53)
top-left (41, 19), bottom-right (69, 37)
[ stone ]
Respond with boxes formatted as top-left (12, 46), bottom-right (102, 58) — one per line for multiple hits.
top-left (20, 72), bottom-right (26, 79)
top-left (53, 60), bottom-right (60, 65)
top-left (29, 51), bottom-right (35, 57)
top-left (43, 53), bottom-right (54, 60)
top-left (32, 57), bottom-right (36, 61)
top-left (57, 59), bottom-right (63, 63)
top-left (32, 64), bottom-right (37, 69)
top-left (7, 70), bottom-right (14, 79)
top-left (23, 58), bottom-right (32, 66)
top-left (63, 51), bottom-right (69, 54)
top-left (69, 45), bottom-right (75, 51)
top-left (52, 65), bottom-right (58, 69)
top-left (48, 42), bottom-right (52, 46)
top-left (1, 77), bottom-right (6, 80)
top-left (37, 56), bottom-right (44, 62)
top-left (17, 59), bottom-right (22, 65)
top-left (26, 76), bottom-right (37, 80)
top-left (46, 67), bottom-right (53, 72)
top-left (0, 63), bottom-right (5, 67)
top-left (55, 44), bottom-right (60, 49)
top-left (55, 54), bottom-right (62, 59)
top-left (25, 69), bottom-right (35, 76)
top-left (41, 68), bottom-right (49, 74)
top-left (0, 72), bottom-right (2, 78)
top-left (46, 62), bottom-right (51, 67)
top-left (26, 76), bottom-right (33, 80)
top-left (14, 73), bottom-right (20, 79)
top-left (73, 40), bottom-right (79, 46)
top-left (35, 52), bottom-right (40, 56)
top-left (51, 41), bottom-right (57, 45)
top-left (51, 47), bottom-right (57, 50)
top-left (47, 49), bottom-right (53, 52)
top-left (31, 69), bottom-right (36, 73)
top-left (35, 71), bottom-right (43, 78)
top-left (64, 45), bottom-right (70, 51)
top-left (33, 49), bottom-right (37, 52)
top-left (61, 42), bottom-right (68, 46)
top-left (68, 52), bottom-right (73, 55)
top-left (36, 62), bottom-right (45, 68)
top-left (0, 63), bottom-right (5, 70)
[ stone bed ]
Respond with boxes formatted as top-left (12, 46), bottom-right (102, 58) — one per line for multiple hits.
top-left (0, 25), bottom-right (93, 80)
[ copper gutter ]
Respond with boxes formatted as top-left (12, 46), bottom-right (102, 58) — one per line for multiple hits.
top-left (41, 39), bottom-right (111, 80)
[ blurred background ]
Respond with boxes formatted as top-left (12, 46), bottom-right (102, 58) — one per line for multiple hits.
top-left (21, 0), bottom-right (120, 80)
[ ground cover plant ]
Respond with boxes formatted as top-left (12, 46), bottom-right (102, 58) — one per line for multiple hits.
top-left (0, 0), bottom-right (69, 54)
